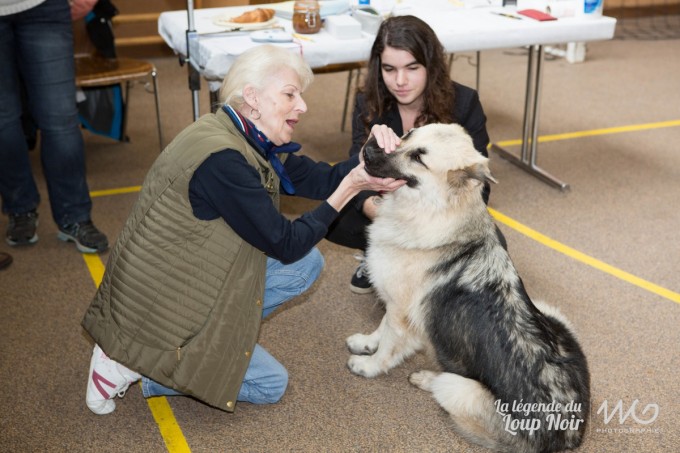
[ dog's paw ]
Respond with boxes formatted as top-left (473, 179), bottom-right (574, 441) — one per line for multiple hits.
top-left (408, 370), bottom-right (437, 391)
top-left (346, 333), bottom-right (378, 355)
top-left (347, 354), bottom-right (383, 378)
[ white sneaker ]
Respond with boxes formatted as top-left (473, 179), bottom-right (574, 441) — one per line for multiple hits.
top-left (85, 344), bottom-right (141, 415)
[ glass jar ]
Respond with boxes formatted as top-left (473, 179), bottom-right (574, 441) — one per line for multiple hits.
top-left (292, 0), bottom-right (321, 34)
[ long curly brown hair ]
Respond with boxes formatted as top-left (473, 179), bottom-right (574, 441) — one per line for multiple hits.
top-left (361, 15), bottom-right (455, 135)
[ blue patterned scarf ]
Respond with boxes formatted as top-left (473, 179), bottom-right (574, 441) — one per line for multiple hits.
top-left (222, 105), bottom-right (298, 194)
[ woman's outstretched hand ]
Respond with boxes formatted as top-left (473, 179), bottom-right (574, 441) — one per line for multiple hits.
top-left (347, 161), bottom-right (406, 193)
top-left (327, 124), bottom-right (405, 212)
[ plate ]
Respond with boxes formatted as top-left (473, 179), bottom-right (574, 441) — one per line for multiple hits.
top-left (211, 16), bottom-right (278, 30)
top-left (250, 29), bottom-right (294, 43)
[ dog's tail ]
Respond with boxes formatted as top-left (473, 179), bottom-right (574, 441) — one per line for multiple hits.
top-left (532, 300), bottom-right (577, 334)
top-left (410, 369), bottom-right (587, 453)
top-left (410, 370), bottom-right (523, 453)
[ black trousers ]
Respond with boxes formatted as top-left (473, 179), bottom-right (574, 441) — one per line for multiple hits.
top-left (325, 201), bottom-right (370, 251)
top-left (324, 196), bottom-right (508, 253)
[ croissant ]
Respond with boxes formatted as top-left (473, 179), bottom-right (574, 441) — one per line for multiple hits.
top-left (230, 8), bottom-right (275, 24)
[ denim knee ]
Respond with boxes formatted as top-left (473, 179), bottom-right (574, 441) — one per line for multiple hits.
top-left (239, 362), bottom-right (289, 404)
top-left (141, 376), bottom-right (183, 398)
top-left (305, 247), bottom-right (325, 286)
top-left (263, 366), bottom-right (288, 404)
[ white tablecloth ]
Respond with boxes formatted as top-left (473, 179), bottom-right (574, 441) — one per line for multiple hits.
top-left (158, 4), bottom-right (616, 90)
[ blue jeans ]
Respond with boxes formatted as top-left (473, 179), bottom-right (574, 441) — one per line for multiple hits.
top-left (0, 0), bottom-right (92, 226)
top-left (142, 248), bottom-right (324, 404)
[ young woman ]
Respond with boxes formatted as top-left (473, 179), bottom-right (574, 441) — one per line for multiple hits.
top-left (325, 15), bottom-right (493, 293)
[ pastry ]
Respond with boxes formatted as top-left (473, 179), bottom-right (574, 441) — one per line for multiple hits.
top-left (230, 8), bottom-right (275, 24)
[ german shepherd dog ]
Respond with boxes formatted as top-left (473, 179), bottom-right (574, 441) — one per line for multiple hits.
top-left (346, 124), bottom-right (590, 452)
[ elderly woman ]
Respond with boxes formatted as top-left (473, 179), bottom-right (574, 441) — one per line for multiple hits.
top-left (82, 45), bottom-right (405, 415)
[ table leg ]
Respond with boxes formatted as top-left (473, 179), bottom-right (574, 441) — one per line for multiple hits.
top-left (186, 1), bottom-right (201, 121)
top-left (490, 45), bottom-right (570, 191)
top-left (188, 60), bottom-right (201, 121)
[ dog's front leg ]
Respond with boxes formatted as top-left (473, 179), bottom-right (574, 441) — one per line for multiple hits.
top-left (347, 313), bottom-right (420, 378)
top-left (346, 315), bottom-right (386, 356)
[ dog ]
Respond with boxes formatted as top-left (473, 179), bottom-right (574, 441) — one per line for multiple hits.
top-left (346, 123), bottom-right (590, 453)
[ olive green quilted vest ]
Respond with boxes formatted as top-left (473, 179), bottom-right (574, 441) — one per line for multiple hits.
top-left (82, 108), bottom-right (281, 411)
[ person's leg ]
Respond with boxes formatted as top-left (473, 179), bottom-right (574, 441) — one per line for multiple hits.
top-left (140, 376), bottom-right (183, 398)
top-left (262, 246), bottom-right (324, 318)
top-left (142, 248), bottom-right (324, 401)
top-left (0, 12), bottom-right (41, 218)
top-left (325, 203), bottom-right (369, 250)
top-left (141, 343), bottom-right (288, 404)
top-left (236, 344), bottom-right (287, 403)
top-left (231, 249), bottom-right (323, 401)
top-left (325, 202), bottom-right (375, 293)
top-left (15, 0), bottom-right (92, 227)
top-left (85, 344), bottom-right (141, 415)
top-left (325, 203), bottom-right (376, 294)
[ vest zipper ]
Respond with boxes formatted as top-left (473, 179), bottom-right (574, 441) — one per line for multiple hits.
top-left (176, 346), bottom-right (181, 361)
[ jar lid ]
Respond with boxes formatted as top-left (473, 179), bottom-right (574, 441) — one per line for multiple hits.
top-left (294, 1), bottom-right (320, 12)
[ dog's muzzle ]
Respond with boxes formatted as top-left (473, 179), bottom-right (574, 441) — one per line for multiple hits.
top-left (362, 136), bottom-right (386, 177)
top-left (361, 136), bottom-right (417, 187)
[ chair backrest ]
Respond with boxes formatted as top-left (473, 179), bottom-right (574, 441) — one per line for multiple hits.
top-left (75, 56), bottom-right (155, 87)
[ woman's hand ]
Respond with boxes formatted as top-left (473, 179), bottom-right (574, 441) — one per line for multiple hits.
top-left (359, 125), bottom-right (401, 164)
top-left (326, 161), bottom-right (406, 213)
top-left (347, 161), bottom-right (406, 192)
top-left (70, 0), bottom-right (98, 21)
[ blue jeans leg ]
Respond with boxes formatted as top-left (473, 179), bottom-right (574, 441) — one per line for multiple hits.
top-left (0, 0), bottom-right (92, 225)
top-left (141, 344), bottom-right (289, 404)
top-left (262, 246), bottom-right (324, 318)
top-left (142, 248), bottom-right (324, 404)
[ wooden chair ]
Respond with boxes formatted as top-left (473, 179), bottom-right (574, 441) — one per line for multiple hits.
top-left (75, 55), bottom-right (164, 151)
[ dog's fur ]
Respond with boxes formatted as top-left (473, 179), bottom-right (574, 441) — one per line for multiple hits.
top-left (346, 124), bottom-right (590, 453)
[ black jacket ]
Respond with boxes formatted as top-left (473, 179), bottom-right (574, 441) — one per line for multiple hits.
top-left (350, 81), bottom-right (489, 157)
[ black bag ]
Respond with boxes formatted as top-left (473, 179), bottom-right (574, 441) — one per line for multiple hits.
top-left (77, 84), bottom-right (125, 141)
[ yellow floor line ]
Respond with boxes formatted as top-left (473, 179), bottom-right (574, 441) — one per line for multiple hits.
top-left (90, 185), bottom-right (142, 198)
top-left (495, 118), bottom-right (680, 147)
top-left (147, 397), bottom-right (192, 453)
top-left (489, 208), bottom-right (680, 305)
top-left (81, 253), bottom-right (192, 453)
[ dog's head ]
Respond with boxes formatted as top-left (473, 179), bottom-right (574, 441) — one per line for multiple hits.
top-left (363, 123), bottom-right (497, 201)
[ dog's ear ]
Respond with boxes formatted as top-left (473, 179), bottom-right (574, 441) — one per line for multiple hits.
top-left (447, 163), bottom-right (498, 188)
top-left (469, 162), bottom-right (498, 185)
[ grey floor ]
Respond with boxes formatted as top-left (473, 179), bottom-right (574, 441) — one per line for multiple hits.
top-left (1, 35), bottom-right (679, 452)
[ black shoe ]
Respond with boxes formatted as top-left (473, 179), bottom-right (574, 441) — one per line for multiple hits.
top-left (350, 255), bottom-right (373, 294)
top-left (6, 211), bottom-right (39, 246)
top-left (57, 220), bottom-right (109, 253)
top-left (0, 252), bottom-right (12, 270)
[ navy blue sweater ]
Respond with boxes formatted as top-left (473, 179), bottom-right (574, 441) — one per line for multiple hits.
top-left (188, 119), bottom-right (360, 264)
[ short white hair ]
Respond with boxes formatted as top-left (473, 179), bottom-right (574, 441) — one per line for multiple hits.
top-left (219, 45), bottom-right (314, 108)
